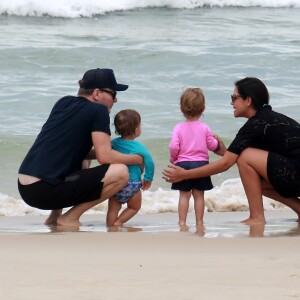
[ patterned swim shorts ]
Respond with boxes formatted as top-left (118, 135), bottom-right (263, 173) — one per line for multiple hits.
top-left (115, 181), bottom-right (142, 204)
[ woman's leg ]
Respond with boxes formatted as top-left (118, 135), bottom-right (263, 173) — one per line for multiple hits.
top-left (237, 148), bottom-right (269, 225)
top-left (238, 148), bottom-right (300, 224)
top-left (57, 164), bottom-right (129, 227)
top-left (178, 191), bottom-right (191, 226)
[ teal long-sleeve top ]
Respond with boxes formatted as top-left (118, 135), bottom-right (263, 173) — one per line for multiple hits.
top-left (111, 137), bottom-right (155, 182)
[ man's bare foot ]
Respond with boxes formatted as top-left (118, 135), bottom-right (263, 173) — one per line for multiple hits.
top-left (241, 217), bottom-right (266, 226)
top-left (44, 209), bottom-right (62, 225)
top-left (57, 214), bottom-right (81, 227)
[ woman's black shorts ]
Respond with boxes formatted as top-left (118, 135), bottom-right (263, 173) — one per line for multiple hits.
top-left (267, 153), bottom-right (300, 198)
top-left (18, 165), bottom-right (110, 210)
top-left (171, 161), bottom-right (213, 192)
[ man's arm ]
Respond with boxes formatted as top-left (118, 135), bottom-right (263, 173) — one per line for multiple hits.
top-left (92, 132), bottom-right (143, 165)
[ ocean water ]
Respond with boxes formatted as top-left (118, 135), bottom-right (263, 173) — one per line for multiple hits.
top-left (0, 0), bottom-right (299, 217)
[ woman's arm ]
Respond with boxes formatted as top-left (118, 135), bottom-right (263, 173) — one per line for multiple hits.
top-left (162, 151), bottom-right (238, 183)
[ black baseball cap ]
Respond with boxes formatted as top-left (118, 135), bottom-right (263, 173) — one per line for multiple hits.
top-left (80, 68), bottom-right (128, 91)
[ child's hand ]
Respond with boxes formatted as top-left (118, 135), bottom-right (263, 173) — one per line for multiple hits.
top-left (142, 180), bottom-right (152, 190)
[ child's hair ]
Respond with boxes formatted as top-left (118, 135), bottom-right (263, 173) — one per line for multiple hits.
top-left (114, 109), bottom-right (141, 137)
top-left (180, 88), bottom-right (205, 118)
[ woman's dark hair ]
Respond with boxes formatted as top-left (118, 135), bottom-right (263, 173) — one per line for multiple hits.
top-left (235, 77), bottom-right (269, 110)
top-left (114, 109), bottom-right (141, 137)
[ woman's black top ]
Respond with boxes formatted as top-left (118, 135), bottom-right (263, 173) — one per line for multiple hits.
top-left (228, 105), bottom-right (300, 170)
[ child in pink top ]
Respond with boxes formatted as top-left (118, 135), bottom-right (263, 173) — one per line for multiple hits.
top-left (169, 88), bottom-right (219, 229)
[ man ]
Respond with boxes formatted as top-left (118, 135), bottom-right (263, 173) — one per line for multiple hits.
top-left (18, 68), bottom-right (141, 227)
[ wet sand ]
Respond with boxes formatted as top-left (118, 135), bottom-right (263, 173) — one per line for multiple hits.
top-left (1, 211), bottom-right (300, 299)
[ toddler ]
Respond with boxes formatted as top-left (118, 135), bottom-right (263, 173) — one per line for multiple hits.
top-left (107, 109), bottom-right (155, 226)
top-left (169, 88), bottom-right (219, 228)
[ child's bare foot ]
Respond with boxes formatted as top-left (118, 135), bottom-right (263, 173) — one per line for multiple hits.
top-left (44, 209), bottom-right (62, 225)
top-left (195, 223), bottom-right (205, 236)
top-left (179, 224), bottom-right (189, 232)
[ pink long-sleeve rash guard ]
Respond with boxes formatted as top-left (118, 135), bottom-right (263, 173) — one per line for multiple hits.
top-left (169, 120), bottom-right (218, 164)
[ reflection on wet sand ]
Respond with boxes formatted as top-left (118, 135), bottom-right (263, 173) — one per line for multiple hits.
top-left (42, 219), bottom-right (300, 239)
top-left (0, 212), bottom-right (299, 238)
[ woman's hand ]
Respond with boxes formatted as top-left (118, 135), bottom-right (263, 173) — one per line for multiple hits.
top-left (162, 164), bottom-right (186, 183)
top-left (213, 134), bottom-right (227, 156)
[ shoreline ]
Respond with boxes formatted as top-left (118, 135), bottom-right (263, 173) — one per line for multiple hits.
top-left (0, 210), bottom-right (299, 238)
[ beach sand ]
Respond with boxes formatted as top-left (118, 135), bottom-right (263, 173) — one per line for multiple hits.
top-left (1, 211), bottom-right (300, 300)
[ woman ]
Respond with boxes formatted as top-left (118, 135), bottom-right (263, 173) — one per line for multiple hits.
top-left (163, 77), bottom-right (300, 225)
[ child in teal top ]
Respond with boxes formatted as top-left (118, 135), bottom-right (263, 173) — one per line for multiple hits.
top-left (107, 109), bottom-right (154, 226)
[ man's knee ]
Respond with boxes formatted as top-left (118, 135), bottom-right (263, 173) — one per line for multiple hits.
top-left (111, 164), bottom-right (129, 183)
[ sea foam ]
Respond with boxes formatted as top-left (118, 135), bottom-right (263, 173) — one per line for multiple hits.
top-left (0, 178), bottom-right (287, 217)
top-left (0, 0), bottom-right (299, 18)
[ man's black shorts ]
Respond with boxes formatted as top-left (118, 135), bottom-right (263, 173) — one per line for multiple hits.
top-left (18, 165), bottom-right (110, 210)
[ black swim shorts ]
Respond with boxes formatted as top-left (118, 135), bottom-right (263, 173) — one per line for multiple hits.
top-left (18, 164), bottom-right (110, 210)
top-left (267, 153), bottom-right (300, 198)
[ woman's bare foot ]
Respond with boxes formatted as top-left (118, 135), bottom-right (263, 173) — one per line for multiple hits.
top-left (249, 224), bottom-right (265, 237)
top-left (241, 217), bottom-right (266, 226)
top-left (44, 209), bottom-right (62, 225)
top-left (113, 221), bottom-right (123, 227)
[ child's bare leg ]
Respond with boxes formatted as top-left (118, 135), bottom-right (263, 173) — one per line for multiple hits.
top-left (178, 191), bottom-right (191, 226)
top-left (106, 197), bottom-right (122, 226)
top-left (192, 189), bottom-right (205, 227)
top-left (44, 209), bottom-right (62, 225)
top-left (114, 191), bottom-right (142, 226)
top-left (57, 164), bottom-right (128, 227)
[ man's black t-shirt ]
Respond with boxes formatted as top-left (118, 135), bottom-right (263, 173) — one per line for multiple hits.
top-left (228, 105), bottom-right (300, 170)
top-left (19, 96), bottom-right (110, 185)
